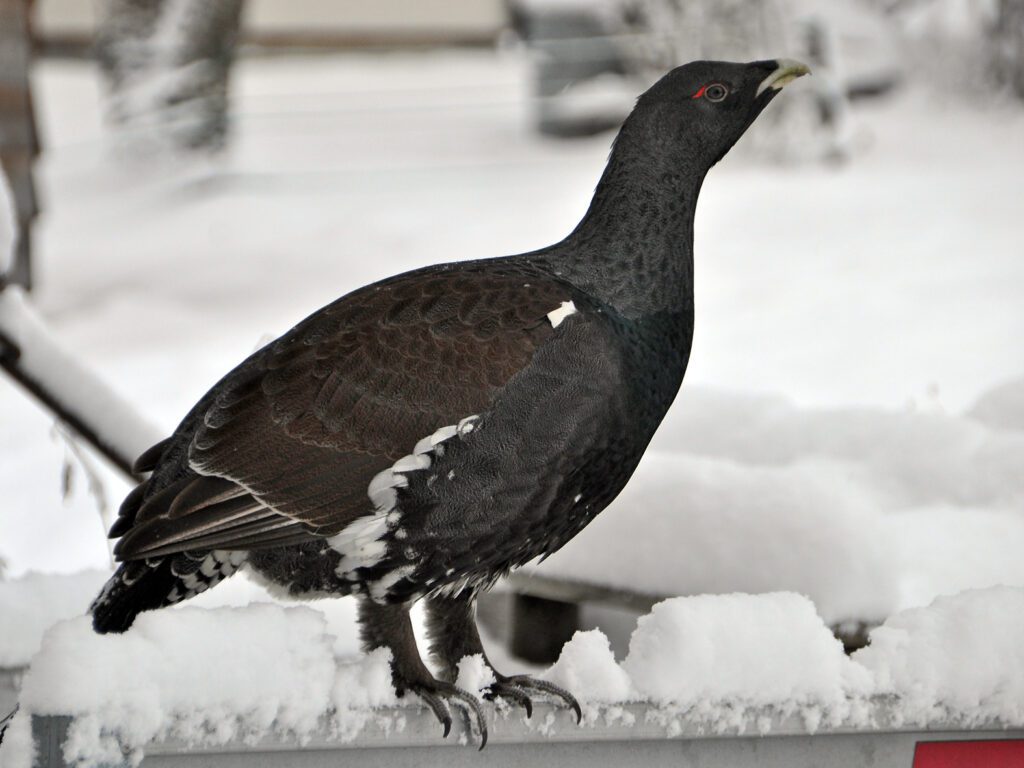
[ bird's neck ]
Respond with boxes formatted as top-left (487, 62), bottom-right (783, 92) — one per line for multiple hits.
top-left (542, 123), bottom-right (706, 319)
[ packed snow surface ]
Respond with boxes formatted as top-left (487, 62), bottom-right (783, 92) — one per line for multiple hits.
top-left (4, 587), bottom-right (1023, 766)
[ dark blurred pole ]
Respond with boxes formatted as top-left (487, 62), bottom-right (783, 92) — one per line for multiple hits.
top-left (95, 0), bottom-right (245, 152)
top-left (510, 593), bottom-right (580, 664)
top-left (0, 0), bottom-right (39, 290)
top-left (992, 0), bottom-right (1024, 99)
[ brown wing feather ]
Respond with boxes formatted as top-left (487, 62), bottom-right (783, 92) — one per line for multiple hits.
top-left (114, 263), bottom-right (572, 561)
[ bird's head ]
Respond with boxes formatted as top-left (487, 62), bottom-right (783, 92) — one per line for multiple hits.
top-left (620, 59), bottom-right (811, 174)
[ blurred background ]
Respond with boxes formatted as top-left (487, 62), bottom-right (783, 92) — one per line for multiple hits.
top-left (1, 0), bottom-right (1023, 676)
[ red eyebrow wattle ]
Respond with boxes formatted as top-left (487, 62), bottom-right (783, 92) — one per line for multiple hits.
top-left (692, 85), bottom-right (707, 99)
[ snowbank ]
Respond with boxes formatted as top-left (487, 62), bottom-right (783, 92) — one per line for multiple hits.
top-left (0, 569), bottom-right (368, 672)
top-left (554, 588), bottom-right (1024, 730)
top-left (853, 586), bottom-right (1024, 726)
top-left (5, 587), bottom-right (1023, 767)
top-left (658, 388), bottom-right (1024, 509)
top-left (531, 386), bottom-right (1024, 624)
top-left (3, 605), bottom-right (397, 768)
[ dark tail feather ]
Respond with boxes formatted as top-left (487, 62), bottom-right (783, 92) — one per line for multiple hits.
top-left (90, 559), bottom-right (180, 634)
top-left (90, 550), bottom-right (245, 634)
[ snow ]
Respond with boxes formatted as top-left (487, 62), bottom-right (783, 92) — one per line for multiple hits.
top-left (0, 568), bottom-right (369, 673)
top-left (532, 386), bottom-right (1024, 623)
top-left (0, 168), bottom-right (15, 277)
top-left (543, 629), bottom-right (632, 704)
top-left (553, 587), bottom-right (1024, 729)
top-left (3, 605), bottom-right (397, 768)
top-left (455, 654), bottom-right (497, 697)
top-left (0, 288), bottom-right (164, 471)
top-left (4, 587), bottom-right (1023, 766)
top-left (0, 570), bottom-right (109, 668)
top-left (623, 593), bottom-right (867, 713)
top-left (853, 586), bottom-right (1024, 726)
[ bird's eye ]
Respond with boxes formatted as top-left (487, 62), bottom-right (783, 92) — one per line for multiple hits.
top-left (703, 83), bottom-right (728, 102)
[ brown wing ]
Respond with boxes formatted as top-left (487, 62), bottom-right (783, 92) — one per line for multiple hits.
top-left (114, 262), bottom-right (575, 560)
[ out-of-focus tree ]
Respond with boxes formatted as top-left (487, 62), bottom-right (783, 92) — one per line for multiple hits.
top-left (0, 0), bottom-right (38, 289)
top-left (508, 0), bottom-right (867, 161)
top-left (94, 0), bottom-right (245, 153)
top-left (991, 0), bottom-right (1024, 99)
top-left (883, 0), bottom-right (1024, 101)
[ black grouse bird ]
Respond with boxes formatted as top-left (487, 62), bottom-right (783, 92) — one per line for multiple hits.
top-left (91, 59), bottom-right (808, 744)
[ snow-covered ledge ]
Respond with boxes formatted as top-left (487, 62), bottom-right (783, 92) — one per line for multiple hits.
top-left (27, 706), bottom-right (1024, 768)
top-left (4, 588), bottom-right (1024, 767)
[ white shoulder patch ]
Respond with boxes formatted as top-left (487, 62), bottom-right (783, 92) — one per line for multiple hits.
top-left (547, 300), bottom-right (578, 328)
top-left (328, 415), bottom-right (480, 578)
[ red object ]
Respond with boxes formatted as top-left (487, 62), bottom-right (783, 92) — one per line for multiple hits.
top-left (914, 740), bottom-right (1024, 768)
top-left (691, 85), bottom-right (706, 99)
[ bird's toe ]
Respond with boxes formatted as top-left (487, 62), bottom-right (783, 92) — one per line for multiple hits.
top-left (485, 680), bottom-right (534, 719)
top-left (499, 675), bottom-right (582, 724)
top-left (407, 680), bottom-right (488, 749)
top-left (406, 684), bottom-right (454, 737)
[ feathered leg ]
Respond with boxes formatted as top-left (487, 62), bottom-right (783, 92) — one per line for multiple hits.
top-left (426, 592), bottom-right (582, 723)
top-left (357, 598), bottom-right (488, 746)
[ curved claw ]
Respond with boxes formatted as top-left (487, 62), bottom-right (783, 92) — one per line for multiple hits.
top-left (409, 681), bottom-right (489, 749)
top-left (443, 684), bottom-right (489, 750)
top-left (504, 676), bottom-right (583, 724)
top-left (409, 685), bottom-right (453, 737)
top-left (486, 681), bottom-right (534, 719)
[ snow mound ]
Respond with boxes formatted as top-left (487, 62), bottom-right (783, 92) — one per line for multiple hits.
top-left (543, 629), bottom-right (632, 704)
top-left (0, 570), bottom-right (109, 668)
top-left (5, 588), bottom-right (1024, 766)
top-left (545, 588), bottom-right (1024, 730)
top-left (533, 388), bottom-right (1024, 624)
top-left (7, 605), bottom-right (396, 767)
top-left (623, 593), bottom-right (868, 716)
top-left (853, 586), bottom-right (1024, 726)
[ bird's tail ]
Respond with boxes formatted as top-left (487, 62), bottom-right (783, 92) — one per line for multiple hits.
top-left (90, 550), bottom-right (245, 634)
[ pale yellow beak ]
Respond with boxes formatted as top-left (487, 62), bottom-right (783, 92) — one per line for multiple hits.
top-left (756, 59), bottom-right (811, 97)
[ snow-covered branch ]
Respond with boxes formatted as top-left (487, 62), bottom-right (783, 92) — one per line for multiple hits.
top-left (0, 288), bottom-right (163, 479)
